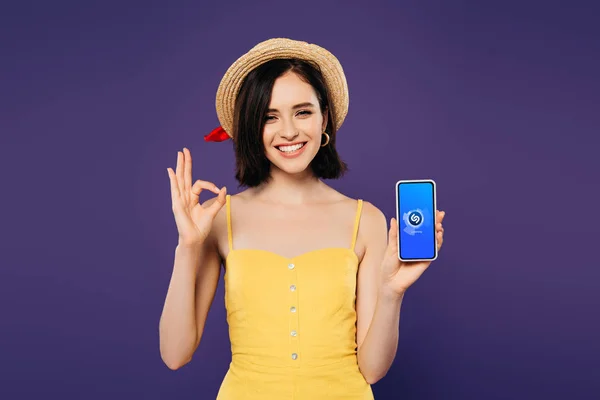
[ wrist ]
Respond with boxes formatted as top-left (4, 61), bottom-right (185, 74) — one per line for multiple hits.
top-left (175, 242), bottom-right (203, 262)
top-left (379, 285), bottom-right (405, 303)
top-left (177, 237), bottom-right (203, 250)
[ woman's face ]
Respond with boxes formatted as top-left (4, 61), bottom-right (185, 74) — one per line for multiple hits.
top-left (262, 71), bottom-right (328, 177)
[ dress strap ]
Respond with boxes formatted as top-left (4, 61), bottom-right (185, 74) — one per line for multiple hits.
top-left (350, 199), bottom-right (363, 251)
top-left (226, 194), bottom-right (233, 251)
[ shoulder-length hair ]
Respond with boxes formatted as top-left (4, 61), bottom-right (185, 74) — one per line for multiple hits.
top-left (232, 58), bottom-right (348, 187)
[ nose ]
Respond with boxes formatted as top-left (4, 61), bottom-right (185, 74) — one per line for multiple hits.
top-left (279, 118), bottom-right (299, 141)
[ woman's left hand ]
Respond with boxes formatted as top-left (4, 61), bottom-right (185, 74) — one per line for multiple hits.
top-left (380, 210), bottom-right (445, 298)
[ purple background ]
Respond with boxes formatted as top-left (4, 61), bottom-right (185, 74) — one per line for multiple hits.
top-left (2, 1), bottom-right (599, 399)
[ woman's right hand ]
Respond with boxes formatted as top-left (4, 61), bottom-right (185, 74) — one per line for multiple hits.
top-left (167, 147), bottom-right (227, 246)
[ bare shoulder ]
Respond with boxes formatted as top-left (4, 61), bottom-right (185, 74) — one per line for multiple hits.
top-left (357, 200), bottom-right (388, 246)
top-left (360, 200), bottom-right (387, 227)
top-left (320, 187), bottom-right (387, 233)
top-left (329, 188), bottom-right (387, 257)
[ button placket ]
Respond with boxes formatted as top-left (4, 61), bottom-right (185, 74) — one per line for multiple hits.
top-left (288, 261), bottom-right (300, 366)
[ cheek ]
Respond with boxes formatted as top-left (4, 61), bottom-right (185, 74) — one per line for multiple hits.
top-left (263, 123), bottom-right (275, 134)
top-left (262, 126), bottom-right (275, 145)
top-left (303, 116), bottom-right (321, 130)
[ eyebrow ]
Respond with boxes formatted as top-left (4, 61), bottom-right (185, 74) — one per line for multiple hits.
top-left (267, 102), bottom-right (316, 112)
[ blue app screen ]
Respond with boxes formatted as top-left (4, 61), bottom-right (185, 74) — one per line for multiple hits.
top-left (397, 181), bottom-right (436, 260)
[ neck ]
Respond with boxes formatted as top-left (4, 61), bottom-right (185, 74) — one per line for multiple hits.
top-left (249, 165), bottom-right (326, 205)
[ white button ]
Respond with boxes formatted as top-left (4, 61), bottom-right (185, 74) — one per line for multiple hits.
top-left (291, 330), bottom-right (297, 337)
top-left (291, 353), bottom-right (298, 360)
top-left (290, 285), bottom-right (296, 291)
top-left (288, 263), bottom-right (295, 269)
top-left (290, 306), bottom-right (296, 312)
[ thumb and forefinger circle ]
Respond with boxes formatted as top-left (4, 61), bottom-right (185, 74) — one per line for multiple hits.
top-left (190, 179), bottom-right (222, 204)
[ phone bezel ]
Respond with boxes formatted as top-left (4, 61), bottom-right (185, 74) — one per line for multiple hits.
top-left (395, 179), bottom-right (438, 262)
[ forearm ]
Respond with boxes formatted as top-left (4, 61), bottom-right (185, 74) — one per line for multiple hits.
top-left (159, 242), bottom-right (201, 369)
top-left (357, 287), bottom-right (405, 384)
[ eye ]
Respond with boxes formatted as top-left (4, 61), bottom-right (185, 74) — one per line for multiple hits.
top-left (265, 115), bottom-right (276, 122)
top-left (297, 110), bottom-right (312, 117)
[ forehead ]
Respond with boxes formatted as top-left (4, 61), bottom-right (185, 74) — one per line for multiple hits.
top-left (269, 71), bottom-right (318, 106)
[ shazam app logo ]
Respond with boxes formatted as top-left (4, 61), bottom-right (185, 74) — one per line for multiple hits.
top-left (403, 209), bottom-right (425, 235)
top-left (407, 210), bottom-right (424, 227)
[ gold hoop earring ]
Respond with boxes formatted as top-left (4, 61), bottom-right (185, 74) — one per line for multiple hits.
top-left (321, 132), bottom-right (330, 147)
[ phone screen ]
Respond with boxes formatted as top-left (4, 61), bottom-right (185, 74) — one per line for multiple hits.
top-left (396, 180), bottom-right (437, 261)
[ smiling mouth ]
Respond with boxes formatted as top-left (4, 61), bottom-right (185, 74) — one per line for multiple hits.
top-left (276, 142), bottom-right (306, 153)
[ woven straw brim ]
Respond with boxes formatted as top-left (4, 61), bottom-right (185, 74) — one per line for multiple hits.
top-left (215, 38), bottom-right (349, 138)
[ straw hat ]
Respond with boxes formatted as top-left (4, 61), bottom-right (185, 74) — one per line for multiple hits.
top-left (205, 38), bottom-right (349, 142)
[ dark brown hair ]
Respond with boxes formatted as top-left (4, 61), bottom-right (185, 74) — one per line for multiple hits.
top-left (232, 58), bottom-right (348, 187)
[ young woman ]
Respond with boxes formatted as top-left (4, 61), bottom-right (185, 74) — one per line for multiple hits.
top-left (159, 38), bottom-right (445, 399)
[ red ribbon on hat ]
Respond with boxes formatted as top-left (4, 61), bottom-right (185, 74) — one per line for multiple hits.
top-left (204, 126), bottom-right (231, 142)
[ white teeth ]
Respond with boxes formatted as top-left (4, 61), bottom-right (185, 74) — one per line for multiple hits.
top-left (278, 143), bottom-right (304, 153)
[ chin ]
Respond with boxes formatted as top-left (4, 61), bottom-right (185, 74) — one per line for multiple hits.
top-left (276, 162), bottom-right (313, 175)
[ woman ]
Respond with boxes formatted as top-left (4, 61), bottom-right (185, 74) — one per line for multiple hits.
top-left (159, 38), bottom-right (445, 399)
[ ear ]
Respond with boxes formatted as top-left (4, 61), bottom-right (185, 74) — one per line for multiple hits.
top-left (322, 106), bottom-right (329, 132)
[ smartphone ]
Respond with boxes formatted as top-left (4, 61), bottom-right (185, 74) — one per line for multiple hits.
top-left (395, 179), bottom-right (437, 262)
